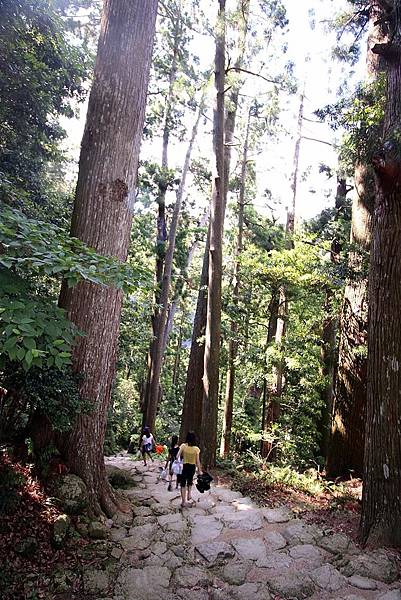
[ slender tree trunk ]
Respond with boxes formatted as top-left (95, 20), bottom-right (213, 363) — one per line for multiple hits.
top-left (200, 0), bottom-right (226, 469)
top-left (181, 0), bottom-right (249, 445)
top-left (327, 3), bottom-right (384, 478)
top-left (57, 0), bottom-right (157, 516)
top-left (264, 86), bottom-right (304, 451)
top-left (318, 177), bottom-right (348, 459)
top-left (163, 209), bottom-right (209, 354)
top-left (142, 17), bottom-right (181, 421)
top-left (145, 94), bottom-right (205, 430)
top-left (144, 91), bottom-right (205, 432)
top-left (220, 106), bottom-right (251, 457)
top-left (260, 291), bottom-right (279, 457)
top-left (172, 325), bottom-right (182, 390)
top-left (272, 83), bottom-right (305, 394)
top-left (360, 1), bottom-right (401, 546)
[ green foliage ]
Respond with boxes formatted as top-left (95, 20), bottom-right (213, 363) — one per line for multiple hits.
top-left (0, 364), bottom-right (87, 444)
top-left (0, 205), bottom-right (149, 291)
top-left (138, 161), bottom-right (180, 202)
top-left (0, 296), bottom-right (76, 371)
top-left (0, 206), bottom-right (151, 375)
top-left (105, 378), bottom-right (141, 454)
top-left (144, 0), bottom-right (201, 141)
top-left (316, 76), bottom-right (386, 173)
top-left (221, 452), bottom-right (355, 502)
top-left (0, 0), bottom-right (91, 212)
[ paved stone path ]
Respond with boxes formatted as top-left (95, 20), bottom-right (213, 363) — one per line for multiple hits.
top-left (85, 455), bottom-right (401, 600)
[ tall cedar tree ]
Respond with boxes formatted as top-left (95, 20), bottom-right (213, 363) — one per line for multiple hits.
top-left (58, 0), bottom-right (158, 515)
top-left (220, 104), bottom-right (251, 457)
top-left (180, 0), bottom-right (249, 443)
top-left (142, 3), bottom-right (184, 429)
top-left (144, 90), bottom-right (206, 432)
top-left (327, 1), bottom-right (384, 477)
top-left (360, 0), bottom-right (401, 546)
top-left (200, 0), bottom-right (226, 469)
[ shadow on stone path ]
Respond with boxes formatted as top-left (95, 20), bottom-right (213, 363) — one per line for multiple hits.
top-left (85, 454), bottom-right (401, 600)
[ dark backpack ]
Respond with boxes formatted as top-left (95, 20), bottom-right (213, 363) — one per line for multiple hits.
top-left (196, 472), bottom-right (213, 493)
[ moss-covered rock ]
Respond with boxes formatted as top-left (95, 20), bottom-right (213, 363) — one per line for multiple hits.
top-left (106, 466), bottom-right (135, 489)
top-left (52, 474), bottom-right (88, 514)
top-left (52, 513), bottom-right (71, 548)
top-left (88, 521), bottom-right (109, 540)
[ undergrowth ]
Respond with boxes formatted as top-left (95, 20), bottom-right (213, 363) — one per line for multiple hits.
top-left (217, 450), bottom-right (357, 506)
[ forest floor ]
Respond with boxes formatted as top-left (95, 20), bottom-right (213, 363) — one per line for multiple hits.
top-left (1, 453), bottom-right (401, 599)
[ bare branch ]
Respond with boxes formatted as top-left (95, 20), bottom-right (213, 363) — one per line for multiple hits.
top-left (226, 66), bottom-right (283, 87)
top-left (302, 135), bottom-right (334, 147)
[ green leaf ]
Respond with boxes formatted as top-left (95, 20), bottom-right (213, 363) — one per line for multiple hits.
top-left (17, 323), bottom-right (37, 335)
top-left (0, 257), bottom-right (14, 268)
top-left (4, 336), bottom-right (18, 351)
top-left (55, 355), bottom-right (64, 370)
top-left (17, 346), bottom-right (26, 361)
top-left (23, 337), bottom-right (36, 350)
top-left (25, 350), bottom-right (33, 367)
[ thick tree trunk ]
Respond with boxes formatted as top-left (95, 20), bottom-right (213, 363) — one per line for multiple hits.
top-left (220, 106), bottom-right (251, 457)
top-left (360, 6), bottom-right (401, 545)
top-left (326, 172), bottom-right (374, 478)
top-left (200, 0), bottom-right (226, 469)
top-left (326, 0), bottom-right (386, 476)
top-left (58, 0), bottom-right (157, 516)
top-left (144, 93), bottom-right (205, 432)
top-left (180, 231), bottom-right (209, 442)
top-left (181, 0), bottom-right (249, 447)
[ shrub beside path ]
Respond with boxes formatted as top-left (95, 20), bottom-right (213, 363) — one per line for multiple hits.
top-left (84, 454), bottom-right (401, 600)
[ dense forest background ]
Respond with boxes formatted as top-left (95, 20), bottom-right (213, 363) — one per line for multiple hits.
top-left (2, 2), bottom-right (401, 583)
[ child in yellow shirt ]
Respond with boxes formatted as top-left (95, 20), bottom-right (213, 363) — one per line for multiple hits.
top-left (176, 431), bottom-right (202, 508)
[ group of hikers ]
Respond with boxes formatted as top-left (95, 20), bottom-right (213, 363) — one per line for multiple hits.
top-left (140, 427), bottom-right (204, 509)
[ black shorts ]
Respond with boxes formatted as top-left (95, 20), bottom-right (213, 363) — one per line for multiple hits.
top-left (180, 463), bottom-right (196, 487)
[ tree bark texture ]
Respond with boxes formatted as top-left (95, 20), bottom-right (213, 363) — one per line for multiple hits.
top-left (360, 1), bottom-right (401, 545)
top-left (180, 230), bottom-right (210, 443)
top-left (220, 105), bottom-right (251, 458)
top-left (58, 0), bottom-right (157, 515)
top-left (200, 0), bottom-right (226, 469)
top-left (327, 1), bottom-right (386, 476)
